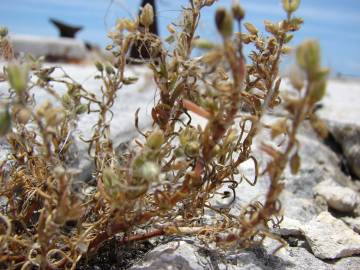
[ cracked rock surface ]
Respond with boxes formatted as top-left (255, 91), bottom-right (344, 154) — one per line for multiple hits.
top-left (302, 211), bottom-right (360, 259)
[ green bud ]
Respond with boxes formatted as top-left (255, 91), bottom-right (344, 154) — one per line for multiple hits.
top-left (296, 40), bottom-right (320, 75)
top-left (94, 61), bottom-right (103, 72)
top-left (75, 104), bottom-right (87, 115)
top-left (102, 167), bottom-right (120, 197)
top-left (0, 104), bottom-right (11, 137)
top-left (105, 65), bottom-right (115, 75)
top-left (105, 44), bottom-right (113, 51)
top-left (232, 1), bottom-right (245, 21)
top-left (284, 34), bottom-right (294, 43)
top-left (282, 0), bottom-right (300, 13)
top-left (0, 26), bottom-right (8, 38)
top-left (165, 35), bottom-right (175, 44)
top-left (138, 161), bottom-right (160, 182)
top-left (146, 129), bottom-right (165, 149)
top-left (7, 63), bottom-right (29, 94)
top-left (289, 66), bottom-right (305, 91)
top-left (61, 93), bottom-right (73, 109)
top-left (309, 78), bottom-right (327, 104)
top-left (184, 141), bottom-right (200, 157)
top-left (123, 76), bottom-right (139, 85)
top-left (212, 144), bottom-right (221, 156)
top-left (174, 147), bottom-right (185, 157)
top-left (311, 68), bottom-right (330, 82)
top-left (215, 8), bottom-right (233, 39)
top-left (179, 127), bottom-right (198, 147)
top-left (281, 46), bottom-right (292, 55)
top-left (193, 39), bottom-right (215, 50)
top-left (132, 155), bottom-right (159, 182)
top-left (140, 3), bottom-right (154, 28)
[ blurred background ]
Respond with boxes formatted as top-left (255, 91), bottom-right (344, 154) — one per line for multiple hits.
top-left (1, 0), bottom-right (359, 77)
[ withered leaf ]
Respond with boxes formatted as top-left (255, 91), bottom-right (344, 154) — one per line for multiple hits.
top-left (290, 152), bottom-right (301, 174)
top-left (271, 118), bottom-right (287, 139)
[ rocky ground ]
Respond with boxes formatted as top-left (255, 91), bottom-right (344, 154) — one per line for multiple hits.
top-left (1, 62), bottom-right (360, 269)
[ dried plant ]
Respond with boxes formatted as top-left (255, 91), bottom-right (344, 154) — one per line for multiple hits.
top-left (0, 0), bottom-right (329, 269)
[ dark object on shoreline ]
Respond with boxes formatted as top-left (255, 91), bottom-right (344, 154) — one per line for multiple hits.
top-left (129, 0), bottom-right (159, 62)
top-left (50, 18), bottom-right (83, 38)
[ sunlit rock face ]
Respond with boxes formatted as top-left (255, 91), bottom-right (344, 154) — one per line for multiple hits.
top-left (10, 34), bottom-right (87, 61)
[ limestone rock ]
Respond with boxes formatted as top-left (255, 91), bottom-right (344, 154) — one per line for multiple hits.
top-left (326, 121), bottom-right (360, 179)
top-left (273, 217), bottom-right (303, 236)
top-left (334, 256), bottom-right (360, 270)
top-left (275, 247), bottom-right (332, 270)
top-left (303, 211), bottom-right (360, 259)
top-left (313, 179), bottom-right (360, 212)
top-left (11, 34), bottom-right (87, 60)
top-left (130, 239), bottom-right (332, 270)
top-left (281, 134), bottom-right (344, 199)
top-left (129, 240), bottom-right (208, 270)
top-left (280, 191), bottom-right (319, 223)
top-left (342, 216), bottom-right (360, 234)
top-left (317, 79), bottom-right (360, 126)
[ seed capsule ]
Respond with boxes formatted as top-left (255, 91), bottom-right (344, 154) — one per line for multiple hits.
top-left (232, 1), bottom-right (245, 21)
top-left (296, 40), bottom-right (320, 74)
top-left (7, 63), bottom-right (29, 94)
top-left (282, 0), bottom-right (300, 13)
top-left (184, 141), bottom-right (200, 157)
top-left (215, 8), bottom-right (233, 39)
top-left (309, 78), bottom-right (327, 104)
top-left (105, 65), bottom-right (115, 75)
top-left (289, 66), bottom-right (305, 91)
top-left (140, 3), bottom-right (154, 29)
top-left (139, 161), bottom-right (160, 181)
top-left (14, 107), bottom-right (31, 124)
top-left (146, 129), bottom-right (165, 149)
top-left (94, 61), bottom-right (103, 72)
top-left (0, 26), bottom-right (8, 38)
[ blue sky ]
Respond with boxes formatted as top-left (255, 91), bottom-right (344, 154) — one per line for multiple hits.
top-left (1, 0), bottom-right (360, 77)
